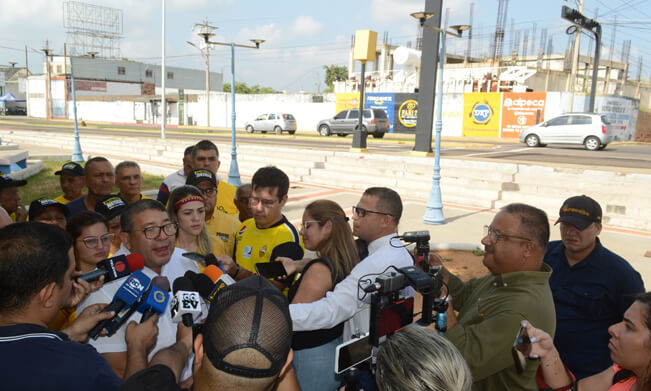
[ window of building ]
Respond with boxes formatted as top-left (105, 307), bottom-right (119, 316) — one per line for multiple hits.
top-left (118, 66), bottom-right (126, 75)
top-left (145, 69), bottom-right (153, 78)
top-left (167, 72), bottom-right (174, 80)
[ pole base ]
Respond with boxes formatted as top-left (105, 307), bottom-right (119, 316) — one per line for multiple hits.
top-left (410, 150), bottom-right (434, 157)
top-left (349, 147), bottom-right (369, 153)
top-left (423, 207), bottom-right (445, 225)
top-left (227, 158), bottom-right (242, 187)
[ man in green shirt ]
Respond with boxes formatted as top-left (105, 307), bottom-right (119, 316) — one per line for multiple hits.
top-left (436, 203), bottom-right (556, 391)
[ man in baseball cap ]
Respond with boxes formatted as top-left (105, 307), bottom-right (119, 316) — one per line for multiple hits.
top-left (0, 174), bottom-right (27, 222)
top-left (53, 162), bottom-right (85, 204)
top-left (544, 195), bottom-right (644, 380)
top-left (95, 194), bottom-right (129, 256)
top-left (28, 199), bottom-right (69, 230)
top-left (120, 275), bottom-right (297, 390)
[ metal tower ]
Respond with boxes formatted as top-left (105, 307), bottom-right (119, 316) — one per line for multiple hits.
top-left (63, 1), bottom-right (123, 58)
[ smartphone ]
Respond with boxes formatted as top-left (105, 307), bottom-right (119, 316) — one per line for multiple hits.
top-left (183, 252), bottom-right (206, 263)
top-left (254, 262), bottom-right (288, 279)
top-left (512, 326), bottom-right (531, 374)
top-left (335, 334), bottom-right (373, 374)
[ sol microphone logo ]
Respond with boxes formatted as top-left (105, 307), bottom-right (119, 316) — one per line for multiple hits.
top-left (115, 260), bottom-right (126, 273)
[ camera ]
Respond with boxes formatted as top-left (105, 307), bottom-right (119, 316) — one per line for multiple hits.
top-left (395, 231), bottom-right (432, 272)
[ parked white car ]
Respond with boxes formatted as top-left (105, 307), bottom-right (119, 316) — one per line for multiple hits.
top-left (245, 113), bottom-right (297, 135)
top-left (520, 113), bottom-right (614, 151)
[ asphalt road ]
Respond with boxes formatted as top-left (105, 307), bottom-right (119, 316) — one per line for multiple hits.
top-left (2, 117), bottom-right (650, 170)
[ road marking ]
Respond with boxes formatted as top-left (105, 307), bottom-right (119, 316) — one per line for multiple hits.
top-left (464, 147), bottom-right (531, 157)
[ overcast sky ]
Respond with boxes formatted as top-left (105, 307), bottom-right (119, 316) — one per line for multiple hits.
top-left (1, 0), bottom-right (649, 92)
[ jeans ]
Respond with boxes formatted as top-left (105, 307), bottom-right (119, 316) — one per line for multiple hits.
top-left (293, 336), bottom-right (343, 391)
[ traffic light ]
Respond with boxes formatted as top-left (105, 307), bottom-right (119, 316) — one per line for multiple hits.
top-left (562, 6), bottom-right (599, 30)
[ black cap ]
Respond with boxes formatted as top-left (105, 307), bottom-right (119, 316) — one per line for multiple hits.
top-left (203, 275), bottom-right (292, 379)
top-left (186, 169), bottom-right (217, 187)
top-left (95, 194), bottom-right (128, 220)
top-left (0, 174), bottom-right (26, 189)
top-left (54, 162), bottom-right (84, 177)
top-left (28, 199), bottom-right (69, 221)
top-left (556, 195), bottom-right (602, 230)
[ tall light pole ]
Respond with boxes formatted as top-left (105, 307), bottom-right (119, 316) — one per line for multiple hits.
top-left (191, 19), bottom-right (217, 128)
top-left (161, 0), bottom-right (166, 139)
top-left (65, 45), bottom-right (83, 162)
top-left (411, 12), bottom-right (469, 225)
top-left (202, 38), bottom-right (264, 186)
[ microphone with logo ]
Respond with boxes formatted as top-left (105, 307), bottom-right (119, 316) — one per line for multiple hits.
top-left (77, 253), bottom-right (145, 283)
top-left (170, 276), bottom-right (202, 327)
top-left (138, 276), bottom-right (171, 323)
top-left (88, 270), bottom-right (151, 339)
top-left (184, 265), bottom-right (234, 304)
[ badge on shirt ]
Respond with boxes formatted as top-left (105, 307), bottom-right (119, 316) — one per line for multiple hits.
top-left (259, 245), bottom-right (267, 257)
top-left (216, 232), bottom-right (230, 242)
top-left (242, 246), bottom-right (252, 259)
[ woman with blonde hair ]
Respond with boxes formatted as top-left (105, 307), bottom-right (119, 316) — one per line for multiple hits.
top-left (167, 185), bottom-right (213, 265)
top-left (279, 199), bottom-right (359, 391)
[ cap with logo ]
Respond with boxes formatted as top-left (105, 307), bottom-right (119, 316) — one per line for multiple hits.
top-left (95, 194), bottom-right (128, 220)
top-left (202, 275), bottom-right (292, 379)
top-left (186, 169), bottom-right (217, 187)
top-left (54, 162), bottom-right (84, 177)
top-left (0, 174), bottom-right (27, 189)
top-left (555, 195), bottom-right (602, 230)
top-left (28, 199), bottom-right (69, 221)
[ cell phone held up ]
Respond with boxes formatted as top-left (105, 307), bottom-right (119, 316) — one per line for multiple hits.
top-left (512, 325), bottom-right (532, 374)
top-left (254, 262), bottom-right (288, 280)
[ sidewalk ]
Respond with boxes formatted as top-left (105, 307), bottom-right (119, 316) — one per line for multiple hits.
top-left (15, 141), bottom-right (651, 287)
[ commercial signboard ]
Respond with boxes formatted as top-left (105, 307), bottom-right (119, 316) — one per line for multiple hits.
top-left (501, 92), bottom-right (546, 138)
top-left (335, 92), bottom-right (360, 114)
top-left (365, 92), bottom-right (394, 132)
top-left (394, 93), bottom-right (418, 133)
top-left (462, 92), bottom-right (501, 137)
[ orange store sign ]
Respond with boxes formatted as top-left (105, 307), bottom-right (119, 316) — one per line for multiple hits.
top-left (501, 92), bottom-right (546, 138)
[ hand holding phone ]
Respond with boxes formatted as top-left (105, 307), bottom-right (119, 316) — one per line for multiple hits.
top-left (254, 262), bottom-right (288, 279)
top-left (512, 325), bottom-right (531, 374)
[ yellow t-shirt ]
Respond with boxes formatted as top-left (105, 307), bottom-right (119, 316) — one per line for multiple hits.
top-left (54, 194), bottom-right (77, 204)
top-left (215, 180), bottom-right (238, 216)
top-left (205, 211), bottom-right (240, 258)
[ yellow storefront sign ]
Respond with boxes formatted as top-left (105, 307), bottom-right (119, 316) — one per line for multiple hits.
top-left (335, 93), bottom-right (360, 114)
top-left (462, 92), bottom-right (501, 137)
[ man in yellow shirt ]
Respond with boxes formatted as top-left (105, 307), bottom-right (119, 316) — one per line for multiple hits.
top-left (53, 162), bottom-right (85, 204)
top-left (186, 169), bottom-right (239, 257)
top-left (191, 140), bottom-right (237, 216)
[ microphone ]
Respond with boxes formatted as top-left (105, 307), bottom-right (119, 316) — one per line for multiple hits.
top-left (203, 253), bottom-right (226, 272)
top-left (89, 270), bottom-right (151, 339)
top-left (170, 276), bottom-right (202, 327)
top-left (185, 265), bottom-right (234, 304)
top-left (138, 276), bottom-right (171, 323)
top-left (78, 253), bottom-right (145, 283)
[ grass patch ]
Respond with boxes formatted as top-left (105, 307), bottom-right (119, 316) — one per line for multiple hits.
top-left (19, 161), bottom-right (164, 203)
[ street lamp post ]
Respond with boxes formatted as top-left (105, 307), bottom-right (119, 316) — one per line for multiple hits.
top-left (411, 12), bottom-right (469, 225)
top-left (203, 38), bottom-right (264, 187)
top-left (191, 19), bottom-right (217, 128)
top-left (67, 49), bottom-right (83, 162)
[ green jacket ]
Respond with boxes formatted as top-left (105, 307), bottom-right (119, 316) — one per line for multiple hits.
top-left (445, 263), bottom-right (556, 391)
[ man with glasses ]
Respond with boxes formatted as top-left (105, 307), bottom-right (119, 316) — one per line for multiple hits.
top-left (218, 166), bottom-right (304, 291)
top-left (78, 199), bottom-right (201, 381)
top-left (289, 187), bottom-right (413, 341)
top-left (186, 169), bottom-right (239, 257)
top-left (544, 195), bottom-right (644, 380)
top-left (431, 203), bottom-right (556, 391)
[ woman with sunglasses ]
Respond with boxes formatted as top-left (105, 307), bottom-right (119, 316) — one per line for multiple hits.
top-left (66, 211), bottom-right (113, 273)
top-left (278, 199), bottom-right (359, 391)
top-left (522, 291), bottom-right (651, 391)
top-left (167, 186), bottom-right (213, 267)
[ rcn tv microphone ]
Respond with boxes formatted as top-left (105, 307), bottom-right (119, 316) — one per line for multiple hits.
top-left (138, 276), bottom-right (171, 323)
top-left (78, 253), bottom-right (145, 283)
top-left (89, 270), bottom-right (151, 339)
top-left (170, 276), bottom-right (202, 327)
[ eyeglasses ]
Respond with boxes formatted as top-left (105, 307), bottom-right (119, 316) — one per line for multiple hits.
top-left (352, 206), bottom-right (393, 218)
top-left (301, 220), bottom-right (321, 230)
top-left (136, 223), bottom-right (178, 239)
top-left (483, 225), bottom-right (532, 244)
top-left (197, 187), bottom-right (216, 196)
top-left (249, 196), bottom-right (277, 208)
top-left (79, 233), bottom-right (114, 249)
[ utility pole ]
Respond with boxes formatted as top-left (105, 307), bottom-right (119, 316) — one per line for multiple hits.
top-left (567, 0), bottom-right (583, 112)
top-left (41, 40), bottom-right (53, 119)
top-left (193, 18), bottom-right (217, 128)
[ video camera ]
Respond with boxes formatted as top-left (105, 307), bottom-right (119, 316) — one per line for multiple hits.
top-left (336, 231), bottom-right (449, 389)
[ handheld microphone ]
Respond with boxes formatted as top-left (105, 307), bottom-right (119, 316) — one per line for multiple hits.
top-left (89, 270), bottom-right (151, 339)
top-left (138, 276), bottom-right (171, 323)
top-left (78, 253), bottom-right (145, 283)
top-left (170, 276), bottom-right (202, 327)
top-left (203, 253), bottom-right (226, 272)
top-left (189, 265), bottom-right (235, 303)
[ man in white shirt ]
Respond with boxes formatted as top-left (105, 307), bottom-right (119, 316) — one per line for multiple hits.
top-left (289, 187), bottom-right (414, 339)
top-left (78, 199), bottom-right (200, 381)
top-left (156, 145), bottom-right (194, 206)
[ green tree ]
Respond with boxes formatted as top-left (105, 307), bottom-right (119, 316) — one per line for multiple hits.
top-left (223, 82), bottom-right (276, 94)
top-left (323, 65), bottom-right (348, 92)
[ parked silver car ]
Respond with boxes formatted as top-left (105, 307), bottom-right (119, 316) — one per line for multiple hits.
top-left (316, 109), bottom-right (390, 138)
top-left (519, 113), bottom-right (614, 151)
top-left (245, 113), bottom-right (297, 135)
